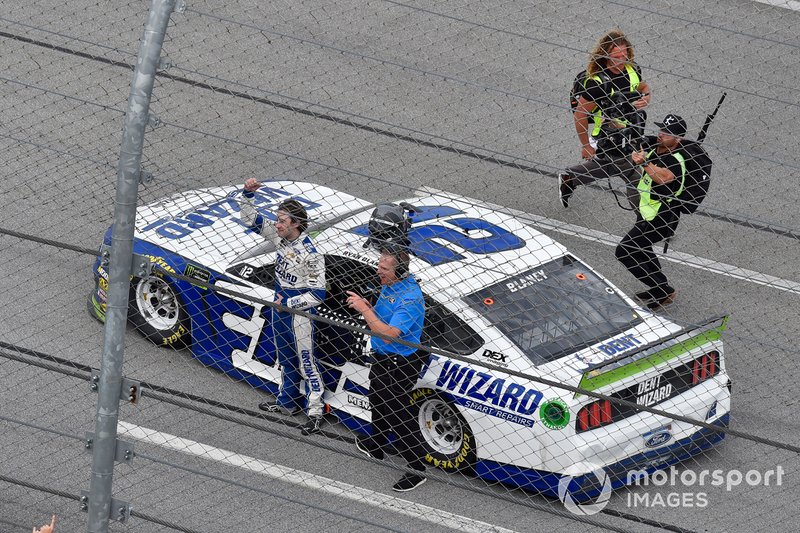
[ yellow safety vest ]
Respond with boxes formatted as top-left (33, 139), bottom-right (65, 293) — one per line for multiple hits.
top-left (638, 150), bottom-right (686, 221)
top-left (588, 64), bottom-right (641, 137)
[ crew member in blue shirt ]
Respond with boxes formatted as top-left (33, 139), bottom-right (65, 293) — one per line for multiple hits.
top-left (345, 247), bottom-right (428, 492)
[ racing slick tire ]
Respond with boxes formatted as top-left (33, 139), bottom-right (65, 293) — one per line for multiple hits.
top-left (128, 274), bottom-right (190, 348)
top-left (410, 388), bottom-right (476, 473)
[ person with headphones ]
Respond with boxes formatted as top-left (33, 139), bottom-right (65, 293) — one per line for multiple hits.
top-left (240, 178), bottom-right (327, 436)
top-left (345, 246), bottom-right (428, 492)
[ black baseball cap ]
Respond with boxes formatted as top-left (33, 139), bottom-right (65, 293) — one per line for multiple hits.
top-left (655, 114), bottom-right (688, 137)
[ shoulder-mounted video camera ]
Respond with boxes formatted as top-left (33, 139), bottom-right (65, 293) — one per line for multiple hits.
top-left (595, 91), bottom-right (645, 160)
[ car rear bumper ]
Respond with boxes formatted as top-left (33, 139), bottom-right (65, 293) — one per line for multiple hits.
top-left (473, 413), bottom-right (730, 500)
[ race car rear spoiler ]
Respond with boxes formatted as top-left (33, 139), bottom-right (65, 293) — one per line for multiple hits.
top-left (576, 315), bottom-right (729, 396)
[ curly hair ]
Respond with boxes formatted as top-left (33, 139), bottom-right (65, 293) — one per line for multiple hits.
top-left (587, 29), bottom-right (634, 77)
top-left (277, 199), bottom-right (309, 234)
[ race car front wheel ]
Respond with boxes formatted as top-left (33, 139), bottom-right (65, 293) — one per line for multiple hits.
top-left (410, 388), bottom-right (476, 472)
top-left (128, 275), bottom-right (190, 348)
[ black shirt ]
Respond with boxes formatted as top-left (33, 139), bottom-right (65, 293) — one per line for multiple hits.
top-left (581, 64), bottom-right (643, 105)
top-left (641, 137), bottom-right (685, 201)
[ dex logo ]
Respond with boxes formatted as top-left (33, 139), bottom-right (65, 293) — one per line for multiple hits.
top-left (481, 349), bottom-right (508, 364)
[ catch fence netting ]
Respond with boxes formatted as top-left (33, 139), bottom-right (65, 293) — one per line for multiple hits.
top-left (2, 0), bottom-right (800, 531)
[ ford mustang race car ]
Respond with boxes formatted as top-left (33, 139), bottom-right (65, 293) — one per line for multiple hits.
top-left (88, 180), bottom-right (731, 500)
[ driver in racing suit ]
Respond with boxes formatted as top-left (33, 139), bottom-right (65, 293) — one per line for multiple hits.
top-left (240, 178), bottom-right (327, 436)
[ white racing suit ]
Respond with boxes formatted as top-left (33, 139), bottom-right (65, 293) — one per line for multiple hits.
top-left (240, 191), bottom-right (327, 417)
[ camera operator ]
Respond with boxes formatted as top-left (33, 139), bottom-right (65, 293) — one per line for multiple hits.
top-left (616, 114), bottom-right (688, 309)
top-left (559, 92), bottom-right (644, 209)
top-left (573, 29), bottom-right (651, 159)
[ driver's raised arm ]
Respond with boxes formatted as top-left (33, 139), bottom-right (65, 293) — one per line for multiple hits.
top-left (239, 178), bottom-right (279, 243)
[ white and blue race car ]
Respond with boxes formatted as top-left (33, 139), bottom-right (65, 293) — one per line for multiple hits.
top-left (89, 180), bottom-right (731, 500)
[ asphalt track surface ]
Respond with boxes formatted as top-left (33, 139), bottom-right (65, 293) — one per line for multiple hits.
top-left (2, 0), bottom-right (800, 531)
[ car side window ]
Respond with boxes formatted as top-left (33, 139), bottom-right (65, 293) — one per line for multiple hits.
top-left (423, 298), bottom-right (484, 355)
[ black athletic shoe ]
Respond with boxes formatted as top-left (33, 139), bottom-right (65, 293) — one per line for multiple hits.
top-left (392, 472), bottom-right (426, 492)
top-left (300, 416), bottom-right (324, 436)
top-left (559, 173), bottom-right (574, 208)
top-left (355, 436), bottom-right (384, 460)
top-left (258, 400), bottom-right (300, 416)
top-left (634, 289), bottom-right (656, 304)
top-left (647, 290), bottom-right (677, 310)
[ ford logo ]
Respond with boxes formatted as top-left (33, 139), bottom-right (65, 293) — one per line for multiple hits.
top-left (644, 430), bottom-right (672, 448)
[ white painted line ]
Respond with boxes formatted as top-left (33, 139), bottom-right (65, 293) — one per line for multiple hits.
top-left (753, 0), bottom-right (800, 12)
top-left (118, 421), bottom-right (520, 533)
top-left (418, 186), bottom-right (800, 297)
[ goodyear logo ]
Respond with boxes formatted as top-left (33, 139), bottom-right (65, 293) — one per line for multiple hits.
top-left (435, 360), bottom-right (542, 416)
top-left (145, 255), bottom-right (176, 274)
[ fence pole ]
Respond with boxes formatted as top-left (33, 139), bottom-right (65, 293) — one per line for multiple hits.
top-left (86, 0), bottom-right (176, 530)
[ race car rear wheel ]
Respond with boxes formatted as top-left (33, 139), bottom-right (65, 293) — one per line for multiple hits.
top-left (410, 388), bottom-right (476, 472)
top-left (128, 275), bottom-right (190, 348)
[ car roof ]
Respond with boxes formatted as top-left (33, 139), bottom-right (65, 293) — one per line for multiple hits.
top-left (339, 192), bottom-right (565, 299)
top-left (134, 180), bottom-right (567, 294)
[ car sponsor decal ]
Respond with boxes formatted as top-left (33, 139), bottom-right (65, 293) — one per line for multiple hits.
top-left (144, 255), bottom-right (176, 274)
top-left (643, 425), bottom-right (673, 448)
top-left (480, 349), bottom-right (509, 366)
top-left (595, 334), bottom-right (643, 357)
top-left (575, 317), bottom-right (729, 397)
top-left (573, 334), bottom-right (643, 368)
top-left (183, 264), bottom-right (211, 288)
top-left (347, 394), bottom-right (369, 409)
top-left (427, 356), bottom-right (541, 426)
top-left (539, 398), bottom-right (570, 430)
top-left (141, 187), bottom-right (322, 240)
top-left (636, 374), bottom-right (673, 407)
top-left (459, 399), bottom-right (535, 427)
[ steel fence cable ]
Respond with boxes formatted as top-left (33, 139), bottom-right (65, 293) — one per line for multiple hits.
top-left (0, 131), bottom-right (118, 170)
top-left (3, 30), bottom-right (800, 242)
top-left (0, 378), bottom-right (635, 532)
top-left (2, 265), bottom-right (799, 456)
top-left (0, 473), bottom-right (204, 533)
top-left (602, 0), bottom-right (800, 49)
top-left (379, 0), bottom-right (800, 110)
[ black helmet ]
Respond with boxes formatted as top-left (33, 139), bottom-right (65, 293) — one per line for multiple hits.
top-left (364, 203), bottom-right (411, 250)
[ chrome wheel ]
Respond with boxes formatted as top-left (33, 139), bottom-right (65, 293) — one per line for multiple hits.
top-left (418, 397), bottom-right (464, 455)
top-left (134, 276), bottom-right (179, 331)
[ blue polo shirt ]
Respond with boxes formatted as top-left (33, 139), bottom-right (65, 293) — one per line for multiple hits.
top-left (371, 275), bottom-right (425, 357)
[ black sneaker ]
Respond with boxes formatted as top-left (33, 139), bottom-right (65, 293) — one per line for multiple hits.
top-left (300, 416), bottom-right (324, 436)
top-left (647, 290), bottom-right (677, 310)
top-left (355, 436), bottom-right (384, 460)
top-left (392, 472), bottom-right (426, 492)
top-left (559, 173), bottom-right (574, 208)
top-left (258, 400), bottom-right (300, 416)
top-left (634, 289), bottom-right (656, 304)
